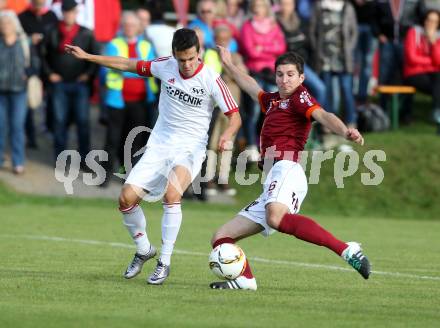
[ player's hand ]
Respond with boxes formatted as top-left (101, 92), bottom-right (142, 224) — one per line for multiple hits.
top-left (65, 44), bottom-right (89, 60)
top-left (216, 45), bottom-right (233, 67)
top-left (218, 134), bottom-right (233, 152)
top-left (346, 128), bottom-right (364, 146)
top-left (49, 73), bottom-right (62, 83)
top-left (31, 33), bottom-right (43, 45)
top-left (77, 74), bottom-right (89, 82)
top-left (378, 34), bottom-right (388, 44)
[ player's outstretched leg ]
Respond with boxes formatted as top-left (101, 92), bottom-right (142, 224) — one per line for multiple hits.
top-left (120, 203), bottom-right (156, 279)
top-left (277, 213), bottom-right (371, 279)
top-left (209, 237), bottom-right (257, 290)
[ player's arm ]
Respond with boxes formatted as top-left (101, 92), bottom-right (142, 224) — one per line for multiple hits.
top-left (217, 45), bottom-right (262, 102)
top-left (218, 111), bottom-right (242, 152)
top-left (312, 107), bottom-right (364, 145)
top-left (65, 44), bottom-right (138, 73)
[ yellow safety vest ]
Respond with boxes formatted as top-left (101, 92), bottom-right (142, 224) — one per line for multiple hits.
top-left (106, 37), bottom-right (158, 101)
top-left (203, 48), bottom-right (222, 74)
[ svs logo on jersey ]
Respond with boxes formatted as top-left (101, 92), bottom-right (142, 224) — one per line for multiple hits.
top-left (190, 87), bottom-right (206, 96)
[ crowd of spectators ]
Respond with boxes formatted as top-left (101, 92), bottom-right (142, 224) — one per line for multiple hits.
top-left (0, 0), bottom-right (439, 194)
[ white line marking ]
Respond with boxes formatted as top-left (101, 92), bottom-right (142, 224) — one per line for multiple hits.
top-left (2, 234), bottom-right (440, 281)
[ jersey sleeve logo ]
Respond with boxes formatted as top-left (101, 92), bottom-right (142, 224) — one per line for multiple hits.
top-left (299, 91), bottom-right (314, 107)
top-left (168, 78), bottom-right (175, 84)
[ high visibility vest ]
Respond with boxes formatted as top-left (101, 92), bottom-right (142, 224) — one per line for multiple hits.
top-left (105, 37), bottom-right (158, 108)
top-left (203, 48), bottom-right (222, 74)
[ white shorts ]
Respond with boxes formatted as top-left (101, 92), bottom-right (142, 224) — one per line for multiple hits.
top-left (125, 144), bottom-right (206, 201)
top-left (238, 160), bottom-right (308, 236)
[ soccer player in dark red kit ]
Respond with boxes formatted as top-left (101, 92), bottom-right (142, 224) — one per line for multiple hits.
top-left (210, 46), bottom-right (370, 290)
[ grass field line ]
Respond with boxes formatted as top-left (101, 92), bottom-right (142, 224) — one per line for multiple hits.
top-left (2, 234), bottom-right (440, 282)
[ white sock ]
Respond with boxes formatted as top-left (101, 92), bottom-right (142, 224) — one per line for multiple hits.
top-left (159, 203), bottom-right (182, 266)
top-left (121, 204), bottom-right (151, 255)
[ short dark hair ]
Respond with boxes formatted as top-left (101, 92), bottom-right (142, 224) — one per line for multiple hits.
top-left (275, 52), bottom-right (305, 75)
top-left (172, 28), bottom-right (200, 54)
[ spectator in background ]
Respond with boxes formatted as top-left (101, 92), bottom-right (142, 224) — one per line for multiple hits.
top-left (48, 0), bottom-right (121, 44)
top-left (309, 0), bottom-right (358, 127)
top-left (351, 0), bottom-right (377, 104)
top-left (136, 7), bottom-right (152, 42)
top-left (204, 25), bottom-right (247, 196)
top-left (4, 0), bottom-right (29, 14)
top-left (214, 0), bottom-right (240, 41)
top-left (403, 9), bottom-right (440, 134)
top-left (48, 0), bottom-right (94, 30)
top-left (0, 11), bottom-right (30, 174)
top-left (240, 0), bottom-right (286, 161)
top-left (19, 0), bottom-right (58, 148)
top-left (101, 11), bottom-right (158, 185)
top-left (225, 0), bottom-right (246, 30)
top-left (375, 0), bottom-right (424, 117)
top-left (42, 0), bottom-right (99, 165)
top-left (189, 0), bottom-right (217, 49)
top-left (144, 1), bottom-right (175, 58)
top-left (276, 0), bottom-right (326, 108)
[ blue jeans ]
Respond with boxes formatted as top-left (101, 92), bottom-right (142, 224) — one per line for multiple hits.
top-left (51, 82), bottom-right (90, 160)
top-left (304, 64), bottom-right (327, 109)
top-left (0, 91), bottom-right (28, 167)
top-left (378, 41), bottom-right (405, 110)
top-left (321, 72), bottom-right (357, 125)
top-left (244, 75), bottom-right (277, 146)
top-left (355, 24), bottom-right (377, 102)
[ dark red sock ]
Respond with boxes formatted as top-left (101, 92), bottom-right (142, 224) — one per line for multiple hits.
top-left (212, 237), bottom-right (254, 279)
top-left (212, 237), bottom-right (235, 249)
top-left (278, 213), bottom-right (347, 256)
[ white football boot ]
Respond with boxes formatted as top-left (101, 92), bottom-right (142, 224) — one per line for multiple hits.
top-left (210, 276), bottom-right (257, 290)
top-left (341, 242), bottom-right (371, 279)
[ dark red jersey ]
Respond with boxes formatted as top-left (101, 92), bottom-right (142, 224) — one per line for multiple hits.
top-left (258, 84), bottom-right (320, 162)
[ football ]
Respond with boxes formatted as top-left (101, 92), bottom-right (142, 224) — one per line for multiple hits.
top-left (208, 243), bottom-right (246, 280)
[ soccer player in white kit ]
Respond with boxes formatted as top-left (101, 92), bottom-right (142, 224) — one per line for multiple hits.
top-left (65, 28), bottom-right (241, 285)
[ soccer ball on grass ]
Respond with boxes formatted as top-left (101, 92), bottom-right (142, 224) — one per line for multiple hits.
top-left (209, 243), bottom-right (246, 280)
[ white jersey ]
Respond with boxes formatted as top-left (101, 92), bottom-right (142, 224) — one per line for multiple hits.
top-left (136, 57), bottom-right (238, 150)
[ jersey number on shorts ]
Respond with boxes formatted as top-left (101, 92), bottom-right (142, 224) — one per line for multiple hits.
top-left (268, 181), bottom-right (277, 191)
top-left (292, 192), bottom-right (299, 212)
top-left (244, 200), bottom-right (259, 211)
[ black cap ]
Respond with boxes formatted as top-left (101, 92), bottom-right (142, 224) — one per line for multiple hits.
top-left (62, 0), bottom-right (78, 11)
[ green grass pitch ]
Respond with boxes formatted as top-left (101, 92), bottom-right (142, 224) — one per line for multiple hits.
top-left (1, 201), bottom-right (439, 327)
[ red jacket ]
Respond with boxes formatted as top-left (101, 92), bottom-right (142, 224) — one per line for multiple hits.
top-left (404, 26), bottom-right (440, 78)
top-left (94, 0), bottom-right (121, 43)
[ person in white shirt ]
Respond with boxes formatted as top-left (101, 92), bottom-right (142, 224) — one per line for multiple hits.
top-left (65, 28), bottom-right (241, 285)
